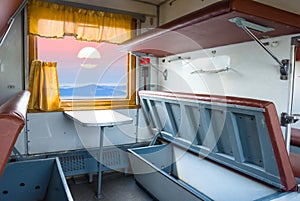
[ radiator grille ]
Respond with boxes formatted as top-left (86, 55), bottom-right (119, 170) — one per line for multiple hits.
top-left (103, 149), bottom-right (122, 167)
top-left (59, 155), bottom-right (85, 172)
top-left (59, 148), bottom-right (128, 176)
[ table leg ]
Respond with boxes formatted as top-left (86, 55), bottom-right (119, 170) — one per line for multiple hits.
top-left (96, 126), bottom-right (104, 199)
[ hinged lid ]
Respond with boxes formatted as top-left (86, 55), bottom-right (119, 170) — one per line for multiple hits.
top-left (139, 90), bottom-right (297, 191)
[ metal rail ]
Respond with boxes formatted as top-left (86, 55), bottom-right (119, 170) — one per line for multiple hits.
top-left (285, 36), bottom-right (300, 153)
top-left (0, 0), bottom-right (27, 46)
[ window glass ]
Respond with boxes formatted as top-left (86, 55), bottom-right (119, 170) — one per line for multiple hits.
top-left (37, 36), bottom-right (128, 100)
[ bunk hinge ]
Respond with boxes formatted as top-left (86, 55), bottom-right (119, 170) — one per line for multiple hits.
top-left (281, 112), bottom-right (299, 127)
top-left (229, 17), bottom-right (289, 80)
top-left (279, 59), bottom-right (289, 80)
top-left (149, 131), bottom-right (163, 146)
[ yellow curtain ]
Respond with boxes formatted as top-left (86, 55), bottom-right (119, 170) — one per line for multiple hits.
top-left (28, 61), bottom-right (61, 111)
top-left (27, 0), bottom-right (132, 43)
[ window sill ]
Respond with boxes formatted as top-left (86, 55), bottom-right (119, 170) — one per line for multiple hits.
top-left (27, 104), bottom-right (140, 113)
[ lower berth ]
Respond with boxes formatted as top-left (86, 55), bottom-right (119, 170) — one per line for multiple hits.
top-left (129, 90), bottom-right (299, 201)
top-left (129, 144), bottom-right (279, 201)
top-left (0, 91), bottom-right (73, 201)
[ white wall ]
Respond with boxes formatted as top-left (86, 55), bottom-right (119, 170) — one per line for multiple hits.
top-left (25, 109), bottom-right (152, 154)
top-left (64, 0), bottom-right (157, 16)
top-left (0, 14), bottom-right (23, 104)
top-left (157, 34), bottom-right (300, 129)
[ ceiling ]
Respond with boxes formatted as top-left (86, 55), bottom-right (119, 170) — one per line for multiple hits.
top-left (131, 0), bottom-right (169, 6)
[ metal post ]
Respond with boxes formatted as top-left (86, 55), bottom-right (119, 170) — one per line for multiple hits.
top-left (96, 126), bottom-right (105, 199)
top-left (285, 37), bottom-right (300, 153)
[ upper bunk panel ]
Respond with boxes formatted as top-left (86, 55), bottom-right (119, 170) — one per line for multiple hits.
top-left (120, 0), bottom-right (300, 57)
top-left (138, 90), bottom-right (297, 191)
top-left (0, 0), bottom-right (24, 41)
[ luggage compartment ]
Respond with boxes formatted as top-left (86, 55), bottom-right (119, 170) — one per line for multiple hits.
top-left (129, 90), bottom-right (298, 201)
top-left (0, 157), bottom-right (73, 201)
top-left (129, 143), bottom-right (279, 201)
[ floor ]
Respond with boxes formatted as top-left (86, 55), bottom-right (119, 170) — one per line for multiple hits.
top-left (68, 172), bottom-right (154, 201)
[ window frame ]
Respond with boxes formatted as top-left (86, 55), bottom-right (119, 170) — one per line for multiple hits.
top-left (28, 35), bottom-right (138, 111)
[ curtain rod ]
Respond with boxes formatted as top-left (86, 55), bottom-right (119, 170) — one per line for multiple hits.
top-left (42, 0), bottom-right (146, 22)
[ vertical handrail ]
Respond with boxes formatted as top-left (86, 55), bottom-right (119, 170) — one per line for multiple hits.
top-left (286, 36), bottom-right (300, 153)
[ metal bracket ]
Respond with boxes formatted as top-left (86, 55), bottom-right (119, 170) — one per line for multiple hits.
top-left (12, 147), bottom-right (24, 160)
top-left (167, 56), bottom-right (191, 63)
top-left (279, 59), bottom-right (289, 80)
top-left (191, 67), bottom-right (230, 74)
top-left (149, 63), bottom-right (168, 80)
top-left (229, 17), bottom-right (289, 80)
top-left (281, 112), bottom-right (299, 127)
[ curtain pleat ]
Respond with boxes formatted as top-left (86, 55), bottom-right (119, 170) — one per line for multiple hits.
top-left (28, 0), bottom-right (132, 43)
top-left (28, 61), bottom-right (61, 111)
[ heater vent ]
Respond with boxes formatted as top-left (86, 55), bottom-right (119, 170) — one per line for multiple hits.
top-left (102, 149), bottom-right (128, 170)
top-left (59, 155), bottom-right (85, 173)
top-left (59, 148), bottom-right (129, 176)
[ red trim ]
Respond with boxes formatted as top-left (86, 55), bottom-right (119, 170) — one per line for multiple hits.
top-left (291, 128), bottom-right (300, 147)
top-left (139, 90), bottom-right (270, 108)
top-left (263, 104), bottom-right (297, 191)
top-left (0, 91), bottom-right (30, 176)
top-left (297, 46), bottom-right (300, 61)
top-left (290, 153), bottom-right (300, 178)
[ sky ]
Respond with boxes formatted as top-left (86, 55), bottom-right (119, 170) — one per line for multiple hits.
top-left (37, 36), bottom-right (128, 87)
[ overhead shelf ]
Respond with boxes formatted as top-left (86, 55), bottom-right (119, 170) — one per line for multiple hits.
top-left (119, 0), bottom-right (300, 57)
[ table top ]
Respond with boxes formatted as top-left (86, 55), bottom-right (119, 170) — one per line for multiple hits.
top-left (64, 110), bottom-right (133, 127)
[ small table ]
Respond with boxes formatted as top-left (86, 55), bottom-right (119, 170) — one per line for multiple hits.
top-left (64, 110), bottom-right (133, 199)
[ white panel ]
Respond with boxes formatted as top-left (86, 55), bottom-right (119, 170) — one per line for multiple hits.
top-left (27, 109), bottom-right (140, 154)
top-left (63, 0), bottom-right (157, 16)
top-left (27, 112), bottom-right (83, 154)
top-left (159, 34), bottom-right (299, 116)
top-left (173, 147), bottom-right (277, 201)
top-left (0, 14), bottom-right (23, 104)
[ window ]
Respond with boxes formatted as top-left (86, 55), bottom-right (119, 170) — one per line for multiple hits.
top-left (28, 0), bottom-right (137, 110)
top-left (30, 36), bottom-right (136, 110)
